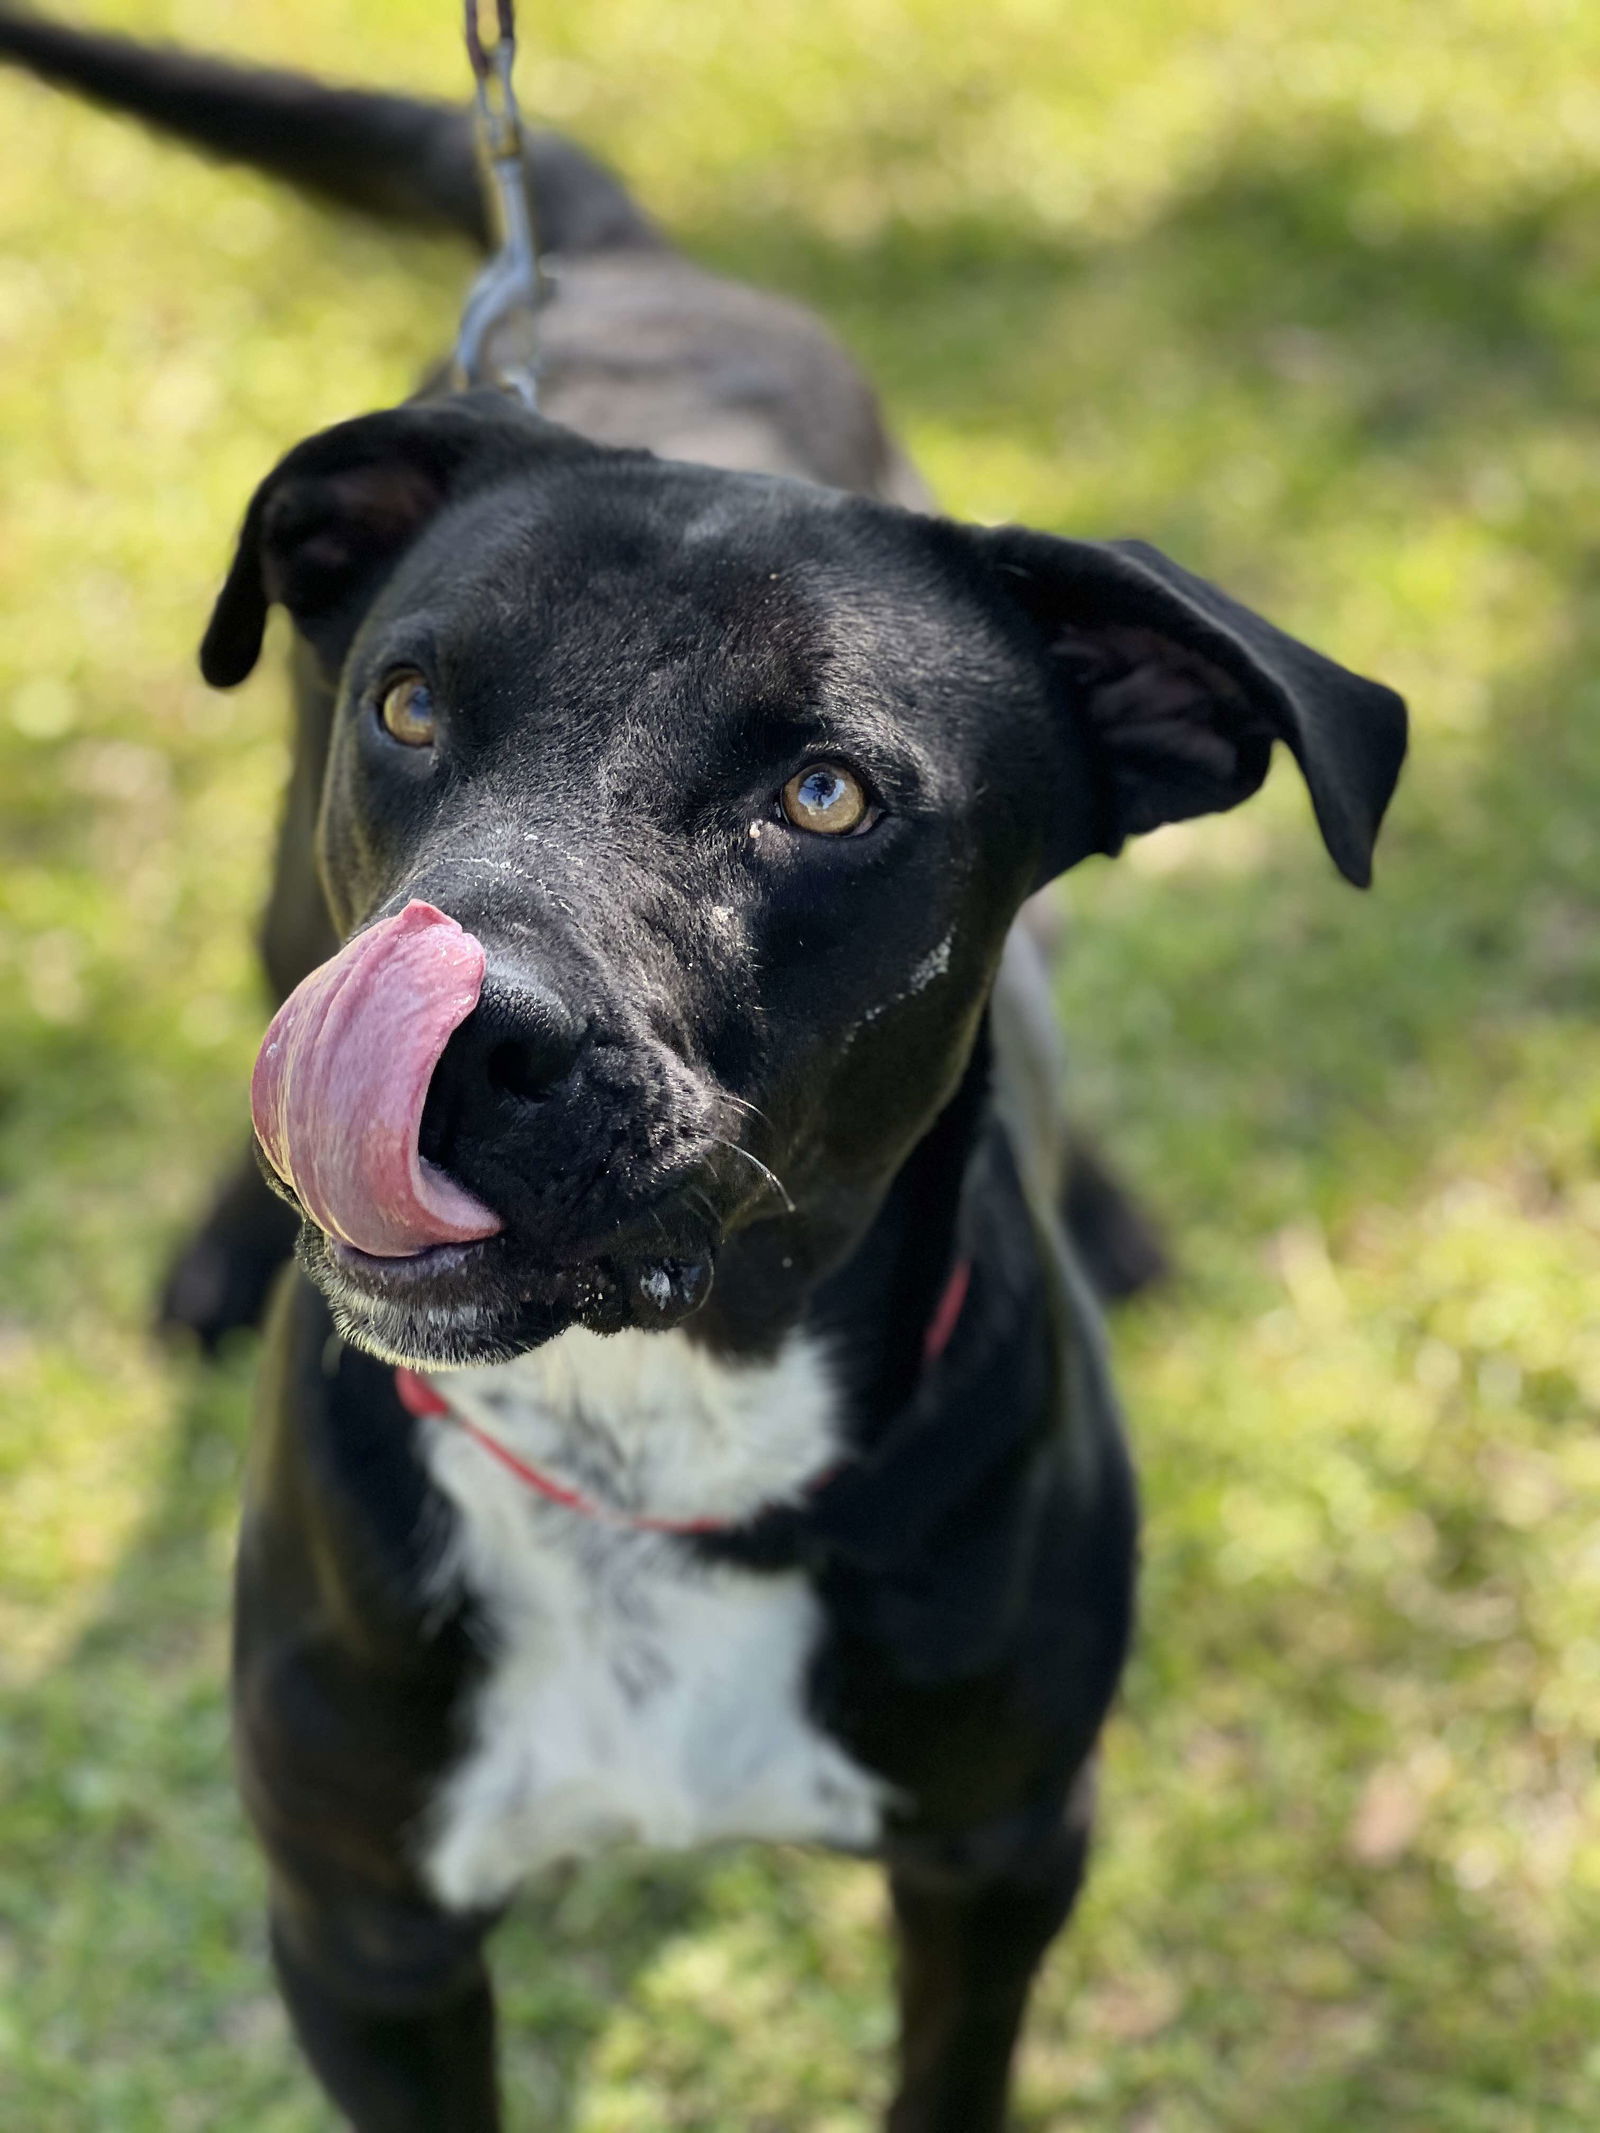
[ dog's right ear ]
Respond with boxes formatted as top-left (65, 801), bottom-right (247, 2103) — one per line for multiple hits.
top-left (200, 396), bottom-right (592, 687)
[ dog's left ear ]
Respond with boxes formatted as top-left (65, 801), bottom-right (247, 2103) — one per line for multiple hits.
top-left (977, 527), bottom-right (1407, 886)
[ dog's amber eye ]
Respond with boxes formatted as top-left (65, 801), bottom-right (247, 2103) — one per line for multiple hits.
top-left (780, 761), bottom-right (870, 836)
top-left (377, 673), bottom-right (437, 748)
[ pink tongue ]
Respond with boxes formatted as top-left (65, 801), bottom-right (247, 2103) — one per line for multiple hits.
top-left (251, 900), bottom-right (504, 1259)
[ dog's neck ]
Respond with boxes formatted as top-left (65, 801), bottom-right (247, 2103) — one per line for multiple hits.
top-left (432, 1321), bottom-right (845, 1528)
top-left (685, 1021), bottom-right (993, 1405)
top-left (419, 1023), bottom-right (994, 1531)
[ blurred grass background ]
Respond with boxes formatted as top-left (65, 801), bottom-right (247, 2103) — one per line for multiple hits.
top-left (3, 0), bottom-right (1600, 2125)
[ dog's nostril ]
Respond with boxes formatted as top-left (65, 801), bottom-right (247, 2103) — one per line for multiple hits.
top-left (419, 980), bottom-right (584, 1172)
top-left (486, 1036), bottom-right (568, 1106)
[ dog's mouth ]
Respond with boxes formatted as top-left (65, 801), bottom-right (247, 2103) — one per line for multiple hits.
top-left (297, 1221), bottom-right (716, 1368)
top-left (250, 900), bottom-right (723, 1366)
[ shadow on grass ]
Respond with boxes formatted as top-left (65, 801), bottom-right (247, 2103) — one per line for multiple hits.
top-left (680, 120), bottom-right (1600, 465)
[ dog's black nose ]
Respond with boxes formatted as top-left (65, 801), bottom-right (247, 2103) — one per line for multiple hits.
top-left (419, 974), bottom-right (586, 1168)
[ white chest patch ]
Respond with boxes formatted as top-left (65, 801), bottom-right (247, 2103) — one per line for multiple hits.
top-left (418, 1326), bottom-right (887, 1913)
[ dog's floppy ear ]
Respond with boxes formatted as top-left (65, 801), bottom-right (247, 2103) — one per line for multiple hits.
top-left (978, 527), bottom-right (1407, 887)
top-left (200, 395), bottom-right (592, 688)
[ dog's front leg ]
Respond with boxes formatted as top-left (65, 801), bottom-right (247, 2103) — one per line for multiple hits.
top-left (885, 1816), bottom-right (1089, 2133)
top-left (267, 1882), bottom-right (502, 2133)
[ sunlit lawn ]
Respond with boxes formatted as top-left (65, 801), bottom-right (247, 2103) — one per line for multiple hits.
top-left (3, 1), bottom-right (1600, 2126)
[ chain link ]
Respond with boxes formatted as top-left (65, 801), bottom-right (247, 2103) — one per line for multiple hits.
top-left (454, 0), bottom-right (548, 405)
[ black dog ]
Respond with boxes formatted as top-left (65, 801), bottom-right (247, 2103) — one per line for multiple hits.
top-left (2, 15), bottom-right (1406, 2130)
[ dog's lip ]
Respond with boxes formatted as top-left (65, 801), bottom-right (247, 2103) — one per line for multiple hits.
top-left (326, 1235), bottom-right (490, 1286)
top-left (315, 1234), bottom-right (716, 1367)
top-left (296, 1165), bottom-right (725, 1361)
top-left (255, 1139), bottom-right (500, 1280)
top-left (320, 1221), bottom-right (717, 1336)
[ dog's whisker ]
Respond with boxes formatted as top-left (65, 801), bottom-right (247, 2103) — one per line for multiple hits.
top-left (719, 1091), bottom-right (773, 1132)
top-left (683, 1185), bottom-right (720, 1233)
top-left (706, 1136), bottom-right (795, 1214)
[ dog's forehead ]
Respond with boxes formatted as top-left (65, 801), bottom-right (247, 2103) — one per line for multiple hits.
top-left (388, 459), bottom-right (1011, 738)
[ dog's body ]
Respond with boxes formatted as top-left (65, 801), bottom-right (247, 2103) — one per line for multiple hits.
top-left (240, 910), bottom-right (1135, 2132)
top-left (3, 14), bottom-right (1405, 2129)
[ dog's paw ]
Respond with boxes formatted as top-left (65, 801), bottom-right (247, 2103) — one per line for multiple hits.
top-left (1062, 1135), bottom-right (1170, 1304)
top-left (156, 1156), bottom-right (300, 1353)
top-left (156, 1231), bottom-right (282, 1352)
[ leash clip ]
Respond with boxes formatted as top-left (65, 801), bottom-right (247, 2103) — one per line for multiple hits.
top-left (454, 0), bottom-right (549, 406)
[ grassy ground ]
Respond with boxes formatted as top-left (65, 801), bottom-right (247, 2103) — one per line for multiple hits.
top-left (3, 0), bottom-right (1600, 2125)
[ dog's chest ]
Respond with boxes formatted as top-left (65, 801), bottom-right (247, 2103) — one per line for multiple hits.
top-left (419, 1328), bottom-right (885, 1912)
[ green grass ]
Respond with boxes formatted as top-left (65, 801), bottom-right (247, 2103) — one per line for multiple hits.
top-left (4, 0), bottom-right (1600, 2125)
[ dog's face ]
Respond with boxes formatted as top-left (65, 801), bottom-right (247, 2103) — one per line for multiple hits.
top-left (206, 396), bottom-right (1404, 1367)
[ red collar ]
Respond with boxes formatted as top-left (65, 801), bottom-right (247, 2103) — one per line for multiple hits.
top-left (394, 1255), bottom-right (973, 1537)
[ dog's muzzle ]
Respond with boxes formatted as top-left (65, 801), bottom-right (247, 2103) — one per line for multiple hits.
top-left (252, 898), bottom-right (719, 1363)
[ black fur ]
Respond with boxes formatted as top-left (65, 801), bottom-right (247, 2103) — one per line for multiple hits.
top-left (5, 16), bottom-right (1406, 2129)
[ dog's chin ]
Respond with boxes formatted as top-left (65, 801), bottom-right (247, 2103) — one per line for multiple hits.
top-left (298, 1226), bottom-right (716, 1370)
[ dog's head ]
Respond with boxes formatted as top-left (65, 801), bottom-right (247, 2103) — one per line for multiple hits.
top-left (204, 393), bottom-right (1405, 1367)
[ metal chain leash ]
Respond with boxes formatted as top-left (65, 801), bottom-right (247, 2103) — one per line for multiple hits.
top-left (453, 0), bottom-right (548, 404)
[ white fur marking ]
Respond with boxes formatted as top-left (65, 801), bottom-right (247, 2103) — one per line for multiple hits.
top-left (420, 1328), bottom-right (886, 1911)
top-left (857, 927), bottom-right (955, 1030)
top-left (906, 931), bottom-right (953, 991)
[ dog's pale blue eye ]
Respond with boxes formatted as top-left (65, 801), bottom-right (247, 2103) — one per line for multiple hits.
top-left (781, 762), bottom-right (868, 835)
